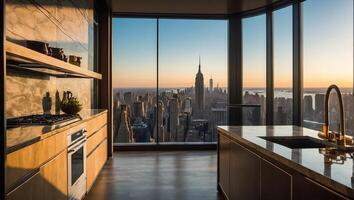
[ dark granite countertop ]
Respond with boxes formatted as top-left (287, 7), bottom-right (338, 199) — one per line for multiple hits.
top-left (6, 109), bottom-right (107, 154)
top-left (218, 125), bottom-right (354, 198)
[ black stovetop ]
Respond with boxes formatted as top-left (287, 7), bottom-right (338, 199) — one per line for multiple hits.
top-left (7, 114), bottom-right (81, 127)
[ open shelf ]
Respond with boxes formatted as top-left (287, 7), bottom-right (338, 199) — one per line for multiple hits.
top-left (5, 41), bottom-right (102, 79)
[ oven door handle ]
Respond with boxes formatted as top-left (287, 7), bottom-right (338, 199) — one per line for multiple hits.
top-left (68, 139), bottom-right (86, 154)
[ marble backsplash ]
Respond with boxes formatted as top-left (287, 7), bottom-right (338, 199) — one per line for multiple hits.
top-left (6, 69), bottom-right (92, 118)
top-left (5, 0), bottom-right (96, 118)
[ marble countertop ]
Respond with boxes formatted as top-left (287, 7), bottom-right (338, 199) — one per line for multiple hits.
top-left (218, 125), bottom-right (354, 198)
top-left (6, 109), bottom-right (107, 154)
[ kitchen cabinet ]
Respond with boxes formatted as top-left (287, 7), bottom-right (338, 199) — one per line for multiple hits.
top-left (218, 134), bottom-right (230, 197)
top-left (229, 140), bottom-right (261, 200)
top-left (87, 125), bottom-right (107, 154)
top-left (293, 175), bottom-right (349, 200)
top-left (86, 113), bottom-right (108, 192)
top-left (6, 111), bottom-right (108, 199)
top-left (6, 131), bottom-right (67, 190)
top-left (87, 140), bottom-right (107, 191)
top-left (261, 159), bottom-right (291, 200)
top-left (40, 150), bottom-right (68, 200)
top-left (87, 113), bottom-right (107, 137)
top-left (7, 151), bottom-right (67, 200)
top-left (6, 172), bottom-right (42, 200)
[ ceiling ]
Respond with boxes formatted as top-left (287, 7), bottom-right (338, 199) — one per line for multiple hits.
top-left (110, 0), bottom-right (288, 15)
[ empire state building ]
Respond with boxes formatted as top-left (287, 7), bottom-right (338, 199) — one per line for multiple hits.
top-left (194, 57), bottom-right (204, 117)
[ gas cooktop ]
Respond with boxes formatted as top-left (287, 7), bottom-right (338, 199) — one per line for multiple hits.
top-left (7, 114), bottom-right (81, 127)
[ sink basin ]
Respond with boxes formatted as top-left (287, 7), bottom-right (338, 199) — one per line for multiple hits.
top-left (259, 136), bottom-right (329, 149)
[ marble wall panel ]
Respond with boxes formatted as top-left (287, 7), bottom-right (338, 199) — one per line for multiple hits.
top-left (5, 0), bottom-right (95, 118)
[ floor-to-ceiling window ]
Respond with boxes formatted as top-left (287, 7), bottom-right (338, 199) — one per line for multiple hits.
top-left (112, 18), bottom-right (228, 145)
top-left (242, 14), bottom-right (267, 125)
top-left (273, 6), bottom-right (293, 125)
top-left (302, 0), bottom-right (353, 135)
top-left (112, 18), bottom-right (157, 144)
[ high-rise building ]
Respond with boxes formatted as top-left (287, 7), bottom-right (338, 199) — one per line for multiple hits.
top-left (304, 95), bottom-right (314, 120)
top-left (133, 101), bottom-right (145, 119)
top-left (194, 56), bottom-right (204, 117)
top-left (153, 101), bottom-right (166, 142)
top-left (132, 119), bottom-right (151, 142)
top-left (315, 94), bottom-right (325, 114)
top-left (117, 105), bottom-right (134, 143)
top-left (124, 92), bottom-right (133, 106)
top-left (209, 75), bottom-right (213, 92)
top-left (113, 93), bottom-right (121, 142)
top-left (169, 97), bottom-right (180, 141)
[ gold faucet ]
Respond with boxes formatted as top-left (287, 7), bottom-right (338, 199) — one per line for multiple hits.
top-left (322, 84), bottom-right (346, 146)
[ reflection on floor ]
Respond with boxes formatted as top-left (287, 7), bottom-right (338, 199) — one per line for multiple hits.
top-left (85, 151), bottom-right (224, 200)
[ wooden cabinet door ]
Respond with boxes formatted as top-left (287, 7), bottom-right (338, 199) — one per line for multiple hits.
top-left (7, 151), bottom-right (67, 200)
top-left (87, 125), bottom-right (107, 154)
top-left (218, 134), bottom-right (230, 197)
top-left (87, 140), bottom-right (107, 192)
top-left (40, 151), bottom-right (68, 200)
top-left (293, 175), bottom-right (349, 200)
top-left (6, 171), bottom-right (42, 200)
top-left (229, 141), bottom-right (261, 200)
top-left (6, 131), bottom-right (67, 190)
top-left (261, 159), bottom-right (291, 200)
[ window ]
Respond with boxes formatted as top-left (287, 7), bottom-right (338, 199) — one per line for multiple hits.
top-left (112, 18), bottom-right (228, 144)
top-left (273, 6), bottom-right (293, 125)
top-left (242, 14), bottom-right (267, 125)
top-left (302, 0), bottom-right (353, 135)
top-left (112, 18), bottom-right (157, 144)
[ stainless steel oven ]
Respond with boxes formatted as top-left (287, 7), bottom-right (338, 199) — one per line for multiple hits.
top-left (67, 127), bottom-right (87, 200)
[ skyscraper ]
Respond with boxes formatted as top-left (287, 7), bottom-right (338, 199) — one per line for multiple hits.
top-left (194, 56), bottom-right (204, 117)
top-left (169, 97), bottom-right (180, 141)
top-left (154, 100), bottom-right (166, 142)
top-left (209, 75), bottom-right (213, 92)
top-left (117, 105), bottom-right (134, 143)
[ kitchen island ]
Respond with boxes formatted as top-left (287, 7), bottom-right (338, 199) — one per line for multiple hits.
top-left (218, 126), bottom-right (354, 200)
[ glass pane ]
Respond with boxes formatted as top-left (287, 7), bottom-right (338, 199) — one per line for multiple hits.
top-left (273, 6), bottom-right (293, 125)
top-left (71, 147), bottom-right (84, 185)
top-left (242, 15), bottom-right (267, 125)
top-left (112, 18), bottom-right (157, 144)
top-left (302, 0), bottom-right (353, 135)
top-left (158, 19), bottom-right (228, 143)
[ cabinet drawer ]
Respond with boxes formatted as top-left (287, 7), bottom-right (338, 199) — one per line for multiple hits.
top-left (293, 175), bottom-right (349, 200)
top-left (87, 125), bottom-right (107, 154)
top-left (218, 134), bottom-right (230, 197)
top-left (6, 131), bottom-right (67, 190)
top-left (87, 139), bottom-right (107, 192)
top-left (261, 159), bottom-right (292, 200)
top-left (6, 171), bottom-right (42, 200)
top-left (40, 151), bottom-right (67, 200)
top-left (87, 113), bottom-right (107, 137)
top-left (7, 151), bottom-right (67, 200)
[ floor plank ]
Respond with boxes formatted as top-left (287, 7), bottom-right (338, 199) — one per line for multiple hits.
top-left (85, 151), bottom-right (224, 200)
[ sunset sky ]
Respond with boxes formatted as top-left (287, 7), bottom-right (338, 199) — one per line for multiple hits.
top-left (112, 0), bottom-right (353, 89)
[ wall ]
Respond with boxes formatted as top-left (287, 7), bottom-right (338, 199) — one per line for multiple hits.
top-left (5, 0), bottom-right (96, 118)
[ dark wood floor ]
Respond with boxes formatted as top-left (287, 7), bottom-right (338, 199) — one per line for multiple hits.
top-left (85, 151), bottom-right (224, 200)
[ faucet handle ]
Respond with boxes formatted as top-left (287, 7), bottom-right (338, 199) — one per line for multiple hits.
top-left (323, 124), bottom-right (329, 138)
top-left (328, 131), bottom-right (337, 142)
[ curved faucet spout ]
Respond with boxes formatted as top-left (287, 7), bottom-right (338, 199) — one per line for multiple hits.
top-left (323, 84), bottom-right (345, 141)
